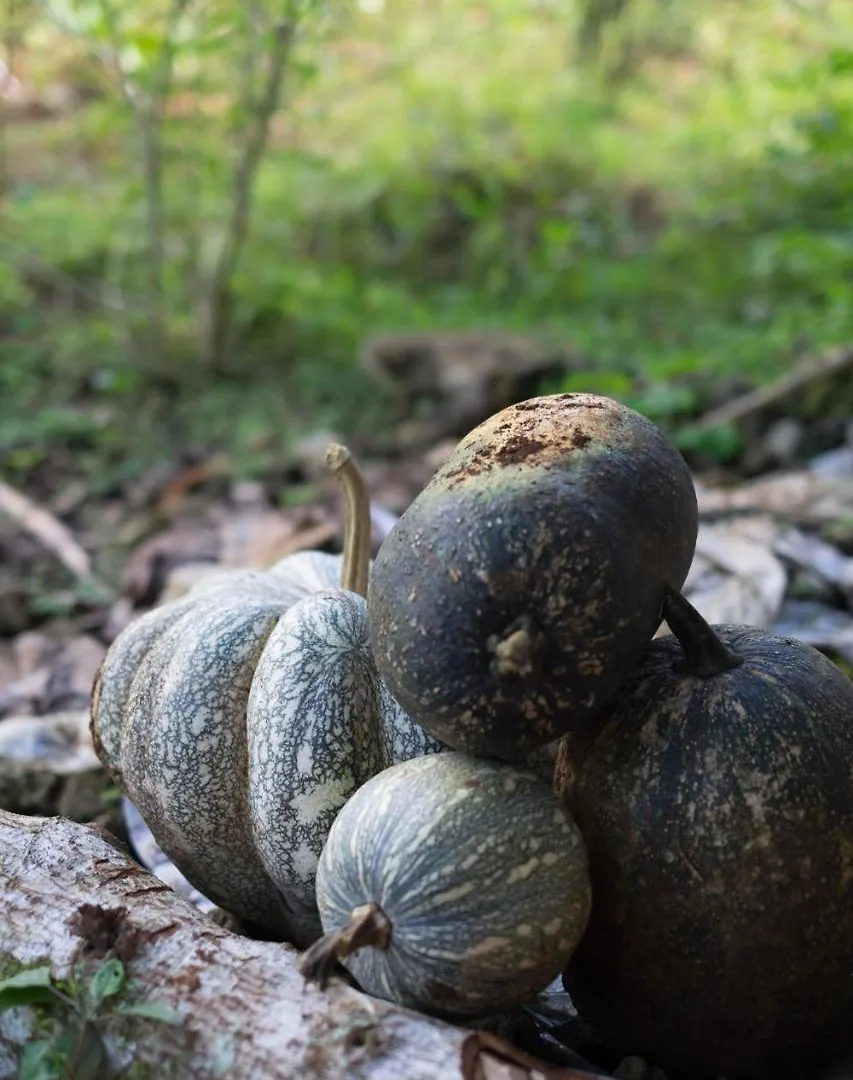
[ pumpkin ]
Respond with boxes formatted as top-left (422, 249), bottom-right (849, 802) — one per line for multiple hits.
top-left (560, 586), bottom-right (853, 1080)
top-left (368, 393), bottom-right (698, 761)
top-left (298, 751), bottom-right (592, 1020)
top-left (90, 445), bottom-right (444, 947)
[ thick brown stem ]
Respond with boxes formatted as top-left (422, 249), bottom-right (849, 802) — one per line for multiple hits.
top-left (325, 444), bottom-right (372, 598)
top-left (298, 903), bottom-right (392, 989)
top-left (662, 586), bottom-right (743, 678)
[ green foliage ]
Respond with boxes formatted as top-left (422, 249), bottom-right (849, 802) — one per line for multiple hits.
top-left (1, 0), bottom-right (853, 482)
top-left (0, 959), bottom-right (181, 1079)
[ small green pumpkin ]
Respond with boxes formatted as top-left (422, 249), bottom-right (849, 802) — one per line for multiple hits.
top-left (90, 446), bottom-right (444, 946)
top-left (368, 393), bottom-right (698, 761)
top-left (560, 587), bottom-right (853, 1080)
top-left (299, 751), bottom-right (592, 1020)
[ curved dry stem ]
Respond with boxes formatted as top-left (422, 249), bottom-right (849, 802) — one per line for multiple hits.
top-left (662, 585), bottom-right (743, 678)
top-left (325, 443), bottom-right (371, 598)
top-left (297, 902), bottom-right (392, 989)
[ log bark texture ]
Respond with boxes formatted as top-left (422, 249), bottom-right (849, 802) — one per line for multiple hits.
top-left (0, 810), bottom-right (600, 1080)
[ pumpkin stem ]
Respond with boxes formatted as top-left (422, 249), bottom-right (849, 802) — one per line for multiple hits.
top-left (325, 443), bottom-right (371, 598)
top-left (297, 902), bottom-right (392, 989)
top-left (662, 586), bottom-right (744, 678)
top-left (488, 614), bottom-right (546, 680)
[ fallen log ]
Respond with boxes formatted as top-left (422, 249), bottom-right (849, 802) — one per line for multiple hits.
top-left (0, 809), bottom-right (603, 1080)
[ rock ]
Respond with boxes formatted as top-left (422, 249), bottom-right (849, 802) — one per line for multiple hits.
top-left (0, 710), bottom-right (107, 819)
top-left (0, 710), bottom-right (99, 773)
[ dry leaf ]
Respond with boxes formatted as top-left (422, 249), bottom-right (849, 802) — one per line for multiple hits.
top-left (461, 1030), bottom-right (611, 1080)
top-left (121, 526), bottom-right (220, 605)
top-left (218, 506), bottom-right (338, 569)
top-left (668, 516), bottom-right (787, 630)
top-left (12, 631), bottom-right (59, 678)
top-left (44, 635), bottom-right (106, 713)
top-left (101, 597), bottom-right (136, 643)
top-left (0, 664), bottom-right (51, 718)
top-left (696, 471), bottom-right (853, 528)
top-left (370, 503), bottom-right (400, 543)
top-left (772, 601), bottom-right (853, 664)
top-left (0, 478), bottom-right (93, 581)
top-left (772, 527), bottom-right (853, 602)
top-left (158, 562), bottom-right (235, 605)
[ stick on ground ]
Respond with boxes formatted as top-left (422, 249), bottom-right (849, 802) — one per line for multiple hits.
top-left (0, 810), bottom-right (603, 1080)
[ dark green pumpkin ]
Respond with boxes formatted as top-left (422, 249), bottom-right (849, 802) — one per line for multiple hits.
top-left (561, 588), bottom-right (853, 1080)
top-left (299, 751), bottom-right (592, 1020)
top-left (368, 393), bottom-right (698, 761)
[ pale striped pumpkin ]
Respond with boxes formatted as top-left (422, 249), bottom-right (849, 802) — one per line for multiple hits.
top-left (301, 752), bottom-right (592, 1018)
top-left (90, 447), bottom-right (444, 947)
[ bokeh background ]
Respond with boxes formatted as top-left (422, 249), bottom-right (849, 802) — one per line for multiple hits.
top-left (2, 0), bottom-right (852, 493)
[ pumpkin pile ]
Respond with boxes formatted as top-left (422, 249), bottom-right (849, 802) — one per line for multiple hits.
top-left (91, 393), bottom-right (853, 1079)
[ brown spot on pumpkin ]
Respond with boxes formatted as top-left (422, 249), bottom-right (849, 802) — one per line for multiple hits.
top-left (494, 435), bottom-right (546, 465)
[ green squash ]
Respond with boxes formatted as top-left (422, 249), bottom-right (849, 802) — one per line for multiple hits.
top-left (368, 393), bottom-right (698, 761)
top-left (299, 751), bottom-right (592, 1020)
top-left (90, 446), bottom-right (444, 947)
top-left (561, 587), bottom-right (853, 1080)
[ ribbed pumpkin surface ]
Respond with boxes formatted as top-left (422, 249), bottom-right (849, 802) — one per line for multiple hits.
top-left (315, 752), bottom-right (592, 1019)
top-left (91, 550), bottom-right (443, 945)
top-left (248, 587), bottom-right (443, 938)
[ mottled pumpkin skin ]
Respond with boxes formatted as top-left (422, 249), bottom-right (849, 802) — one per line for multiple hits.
top-left (315, 752), bottom-right (592, 1020)
top-left (91, 551), bottom-right (444, 947)
top-left (562, 627), bottom-right (853, 1079)
top-left (369, 393), bottom-right (698, 760)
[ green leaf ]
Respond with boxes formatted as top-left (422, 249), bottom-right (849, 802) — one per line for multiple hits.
top-left (66, 1021), bottom-right (110, 1080)
top-left (675, 422), bottom-right (744, 464)
top-left (88, 959), bottom-right (125, 1010)
top-left (116, 1000), bottom-right (182, 1025)
top-left (0, 967), bottom-right (57, 1010)
top-left (18, 1039), bottom-right (63, 1080)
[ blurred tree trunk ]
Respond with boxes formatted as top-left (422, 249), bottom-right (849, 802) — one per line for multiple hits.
top-left (197, 5), bottom-right (304, 374)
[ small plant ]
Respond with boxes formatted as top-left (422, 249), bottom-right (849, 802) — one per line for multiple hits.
top-left (0, 958), bottom-right (180, 1080)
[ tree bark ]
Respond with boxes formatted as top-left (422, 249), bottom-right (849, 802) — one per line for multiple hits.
top-left (0, 810), bottom-right (602, 1080)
